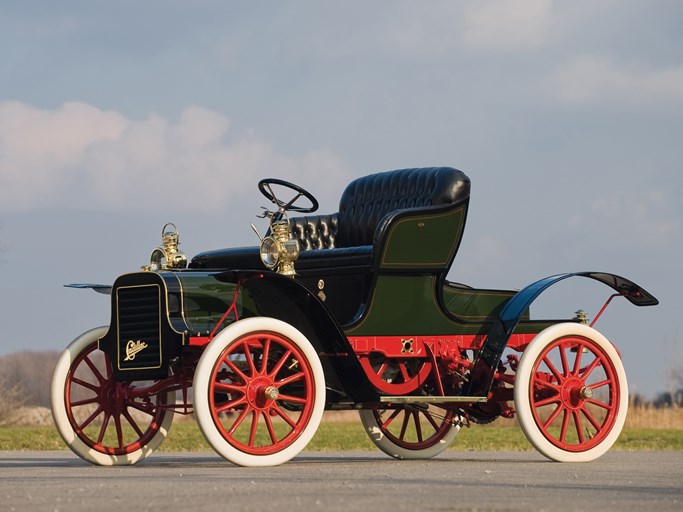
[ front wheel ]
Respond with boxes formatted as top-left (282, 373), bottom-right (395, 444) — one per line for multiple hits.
top-left (193, 317), bottom-right (325, 466)
top-left (514, 323), bottom-right (628, 462)
top-left (359, 405), bottom-right (460, 459)
top-left (50, 326), bottom-right (175, 466)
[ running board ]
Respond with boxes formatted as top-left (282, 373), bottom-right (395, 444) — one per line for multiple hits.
top-left (379, 395), bottom-right (488, 404)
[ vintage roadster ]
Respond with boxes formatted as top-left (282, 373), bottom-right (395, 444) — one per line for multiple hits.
top-left (51, 167), bottom-right (658, 466)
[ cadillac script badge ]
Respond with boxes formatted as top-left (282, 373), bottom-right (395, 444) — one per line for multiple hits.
top-left (124, 340), bottom-right (149, 361)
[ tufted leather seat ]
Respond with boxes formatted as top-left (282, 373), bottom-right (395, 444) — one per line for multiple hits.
top-left (291, 167), bottom-right (469, 262)
top-left (190, 167), bottom-right (469, 272)
top-left (337, 167), bottom-right (469, 248)
top-left (291, 213), bottom-right (339, 251)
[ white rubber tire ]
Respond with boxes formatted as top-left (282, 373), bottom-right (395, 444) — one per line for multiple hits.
top-left (193, 317), bottom-right (325, 467)
top-left (51, 326), bottom-right (175, 466)
top-left (359, 407), bottom-right (460, 459)
top-left (514, 323), bottom-right (628, 462)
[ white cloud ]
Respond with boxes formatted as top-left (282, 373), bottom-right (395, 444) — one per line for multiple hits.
top-left (549, 55), bottom-right (683, 104)
top-left (0, 101), bottom-right (351, 213)
top-left (0, 102), bottom-right (126, 209)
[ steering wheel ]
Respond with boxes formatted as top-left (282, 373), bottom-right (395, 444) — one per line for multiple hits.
top-left (258, 178), bottom-right (319, 214)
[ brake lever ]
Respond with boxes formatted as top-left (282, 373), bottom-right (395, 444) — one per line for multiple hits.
top-left (256, 207), bottom-right (285, 224)
top-left (257, 207), bottom-right (274, 219)
top-left (250, 223), bottom-right (264, 241)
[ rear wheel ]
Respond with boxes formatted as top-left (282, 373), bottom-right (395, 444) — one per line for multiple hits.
top-left (51, 327), bottom-right (175, 466)
top-left (359, 404), bottom-right (460, 459)
top-left (193, 318), bottom-right (325, 466)
top-left (514, 323), bottom-right (628, 462)
top-left (358, 355), bottom-right (433, 395)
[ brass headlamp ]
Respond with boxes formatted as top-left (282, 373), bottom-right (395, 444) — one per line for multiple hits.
top-left (142, 223), bottom-right (187, 272)
top-left (259, 220), bottom-right (299, 276)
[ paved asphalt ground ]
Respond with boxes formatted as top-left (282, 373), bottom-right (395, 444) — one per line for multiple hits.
top-left (1, 450), bottom-right (681, 511)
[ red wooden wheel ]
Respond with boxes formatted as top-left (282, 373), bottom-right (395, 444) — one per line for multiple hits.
top-left (515, 323), bottom-right (628, 462)
top-left (358, 354), bottom-right (433, 395)
top-left (51, 327), bottom-right (174, 465)
top-left (359, 405), bottom-right (460, 459)
top-left (208, 332), bottom-right (316, 454)
top-left (194, 318), bottom-right (325, 466)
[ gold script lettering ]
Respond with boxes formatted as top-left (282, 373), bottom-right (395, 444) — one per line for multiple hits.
top-left (124, 340), bottom-right (149, 361)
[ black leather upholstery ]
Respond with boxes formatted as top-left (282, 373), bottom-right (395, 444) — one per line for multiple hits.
top-left (339, 167), bottom-right (469, 247)
top-left (189, 246), bottom-right (263, 270)
top-left (190, 167), bottom-right (469, 270)
top-left (293, 167), bottom-right (470, 250)
top-left (298, 245), bottom-right (372, 268)
top-left (290, 213), bottom-right (339, 251)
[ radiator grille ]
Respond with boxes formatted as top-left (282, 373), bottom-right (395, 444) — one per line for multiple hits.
top-left (116, 284), bottom-right (162, 370)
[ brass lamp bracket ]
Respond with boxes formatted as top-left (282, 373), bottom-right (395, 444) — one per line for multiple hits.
top-left (259, 218), bottom-right (300, 277)
top-left (142, 222), bottom-right (188, 272)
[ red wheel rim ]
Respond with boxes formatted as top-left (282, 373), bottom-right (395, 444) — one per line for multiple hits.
top-left (359, 356), bottom-right (433, 395)
top-left (528, 335), bottom-right (621, 452)
top-left (372, 406), bottom-right (455, 450)
top-left (64, 342), bottom-right (170, 455)
top-left (208, 331), bottom-right (316, 455)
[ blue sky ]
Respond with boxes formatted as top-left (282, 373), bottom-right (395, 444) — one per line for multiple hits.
top-left (1, 1), bottom-right (681, 398)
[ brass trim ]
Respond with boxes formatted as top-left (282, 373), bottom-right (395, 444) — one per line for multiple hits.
top-left (379, 395), bottom-right (488, 404)
top-left (400, 338), bottom-right (414, 354)
top-left (123, 340), bottom-right (148, 361)
top-left (161, 271), bottom-right (187, 343)
top-left (260, 220), bottom-right (299, 276)
top-left (142, 223), bottom-right (187, 272)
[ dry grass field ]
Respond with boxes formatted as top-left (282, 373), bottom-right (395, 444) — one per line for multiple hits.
top-left (2, 403), bottom-right (683, 429)
top-left (1, 404), bottom-right (681, 452)
top-left (624, 404), bottom-right (683, 429)
top-left (1, 376), bottom-right (682, 452)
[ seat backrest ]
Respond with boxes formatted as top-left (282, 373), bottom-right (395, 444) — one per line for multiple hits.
top-left (336, 167), bottom-right (470, 247)
top-left (192, 168), bottom-right (470, 272)
top-left (291, 213), bottom-right (339, 251)
top-left (290, 166), bottom-right (470, 258)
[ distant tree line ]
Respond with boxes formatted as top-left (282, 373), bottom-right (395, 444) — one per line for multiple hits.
top-left (0, 351), bottom-right (60, 408)
top-left (631, 390), bottom-right (683, 408)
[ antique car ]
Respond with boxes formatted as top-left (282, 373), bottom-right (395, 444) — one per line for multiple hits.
top-left (51, 167), bottom-right (658, 466)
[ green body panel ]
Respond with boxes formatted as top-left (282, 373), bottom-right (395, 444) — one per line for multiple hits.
top-left (344, 274), bottom-right (555, 337)
top-left (344, 275), bottom-right (473, 335)
top-left (174, 272), bottom-right (257, 335)
top-left (171, 268), bottom-right (555, 343)
top-left (379, 207), bottom-right (466, 270)
top-left (442, 284), bottom-right (521, 321)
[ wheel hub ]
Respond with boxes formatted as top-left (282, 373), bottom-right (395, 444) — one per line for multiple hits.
top-left (101, 381), bottom-right (130, 415)
top-left (561, 377), bottom-right (587, 409)
top-left (580, 386), bottom-right (593, 400)
top-left (264, 386), bottom-right (280, 400)
top-left (246, 377), bottom-right (279, 409)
